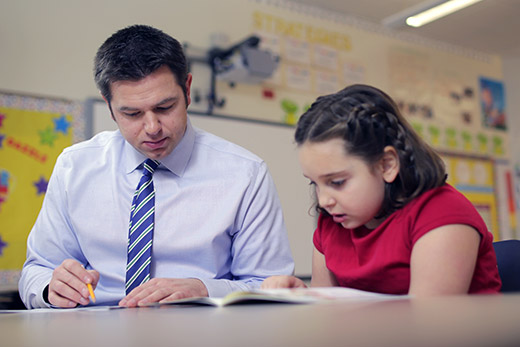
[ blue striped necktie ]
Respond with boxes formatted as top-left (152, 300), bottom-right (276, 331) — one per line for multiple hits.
top-left (125, 159), bottom-right (160, 295)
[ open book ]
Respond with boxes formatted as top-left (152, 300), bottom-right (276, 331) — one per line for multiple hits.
top-left (151, 287), bottom-right (406, 307)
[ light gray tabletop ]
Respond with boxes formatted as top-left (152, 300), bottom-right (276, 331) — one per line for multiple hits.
top-left (2, 294), bottom-right (520, 347)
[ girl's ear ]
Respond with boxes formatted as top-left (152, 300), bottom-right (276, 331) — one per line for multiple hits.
top-left (380, 146), bottom-right (400, 183)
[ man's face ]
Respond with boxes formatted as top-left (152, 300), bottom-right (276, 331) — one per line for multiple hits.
top-left (107, 65), bottom-right (192, 160)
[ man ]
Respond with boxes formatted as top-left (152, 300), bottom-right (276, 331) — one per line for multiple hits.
top-left (19, 25), bottom-right (294, 309)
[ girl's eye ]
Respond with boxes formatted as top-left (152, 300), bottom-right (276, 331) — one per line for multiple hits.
top-left (308, 181), bottom-right (316, 187)
top-left (330, 180), bottom-right (345, 187)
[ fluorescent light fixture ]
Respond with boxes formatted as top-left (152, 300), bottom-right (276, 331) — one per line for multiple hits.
top-left (382, 0), bottom-right (484, 28)
top-left (406, 0), bottom-right (484, 27)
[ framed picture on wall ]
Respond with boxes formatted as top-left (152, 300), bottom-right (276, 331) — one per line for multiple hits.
top-left (479, 76), bottom-right (507, 130)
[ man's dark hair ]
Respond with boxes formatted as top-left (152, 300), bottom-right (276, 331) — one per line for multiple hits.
top-left (94, 24), bottom-right (189, 104)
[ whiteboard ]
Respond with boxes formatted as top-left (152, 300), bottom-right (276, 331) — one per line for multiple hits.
top-left (89, 100), bottom-right (315, 276)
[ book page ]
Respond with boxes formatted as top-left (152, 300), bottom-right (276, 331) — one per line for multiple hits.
top-left (157, 287), bottom-right (407, 307)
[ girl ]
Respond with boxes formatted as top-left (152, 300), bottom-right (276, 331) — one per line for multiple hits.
top-left (263, 84), bottom-right (501, 295)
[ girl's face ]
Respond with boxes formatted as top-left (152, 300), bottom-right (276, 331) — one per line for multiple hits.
top-left (298, 138), bottom-right (398, 230)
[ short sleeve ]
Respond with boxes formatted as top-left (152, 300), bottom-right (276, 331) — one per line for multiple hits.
top-left (407, 185), bottom-right (489, 245)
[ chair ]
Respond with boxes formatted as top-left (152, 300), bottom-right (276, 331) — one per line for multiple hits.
top-left (493, 239), bottom-right (520, 292)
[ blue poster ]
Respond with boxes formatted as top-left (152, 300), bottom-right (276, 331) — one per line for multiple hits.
top-left (479, 77), bottom-right (506, 130)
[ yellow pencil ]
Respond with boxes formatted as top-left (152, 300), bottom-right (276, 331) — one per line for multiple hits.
top-left (87, 283), bottom-right (96, 303)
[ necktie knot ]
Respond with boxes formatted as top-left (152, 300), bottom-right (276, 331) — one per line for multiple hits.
top-left (142, 159), bottom-right (160, 177)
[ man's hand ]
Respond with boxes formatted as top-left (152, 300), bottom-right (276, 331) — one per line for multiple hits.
top-left (48, 259), bottom-right (99, 308)
top-left (261, 275), bottom-right (307, 289)
top-left (118, 278), bottom-right (209, 307)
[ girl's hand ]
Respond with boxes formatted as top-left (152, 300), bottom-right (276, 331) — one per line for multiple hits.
top-left (261, 275), bottom-right (307, 289)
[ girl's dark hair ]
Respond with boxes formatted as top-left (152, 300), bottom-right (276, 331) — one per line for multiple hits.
top-left (94, 25), bottom-right (189, 105)
top-left (295, 84), bottom-right (446, 217)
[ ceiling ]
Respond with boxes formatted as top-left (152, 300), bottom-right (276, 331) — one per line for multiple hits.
top-left (292, 0), bottom-right (520, 59)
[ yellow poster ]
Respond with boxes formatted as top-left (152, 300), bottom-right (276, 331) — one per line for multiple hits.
top-left (443, 154), bottom-right (499, 240)
top-left (0, 107), bottom-right (73, 269)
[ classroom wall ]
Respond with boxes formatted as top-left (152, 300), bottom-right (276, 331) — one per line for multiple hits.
top-left (0, 0), bottom-right (250, 100)
top-left (1, 0), bottom-right (510, 115)
top-left (1, 0), bottom-right (519, 281)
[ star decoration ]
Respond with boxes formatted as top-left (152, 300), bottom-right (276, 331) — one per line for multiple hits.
top-left (0, 133), bottom-right (4, 149)
top-left (39, 127), bottom-right (58, 146)
top-left (34, 176), bottom-right (48, 195)
top-left (0, 235), bottom-right (7, 256)
top-left (54, 115), bottom-right (71, 134)
top-left (0, 113), bottom-right (5, 128)
top-left (1, 170), bottom-right (10, 186)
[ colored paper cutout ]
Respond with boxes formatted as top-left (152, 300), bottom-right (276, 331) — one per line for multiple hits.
top-left (0, 237), bottom-right (7, 257)
top-left (54, 114), bottom-right (71, 134)
top-left (33, 176), bottom-right (48, 195)
top-left (39, 126), bottom-right (58, 146)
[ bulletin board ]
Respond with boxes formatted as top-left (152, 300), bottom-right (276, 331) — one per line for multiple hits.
top-left (0, 91), bottom-right (84, 290)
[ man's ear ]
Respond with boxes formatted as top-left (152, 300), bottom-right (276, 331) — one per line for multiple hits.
top-left (380, 146), bottom-right (400, 183)
top-left (185, 73), bottom-right (193, 107)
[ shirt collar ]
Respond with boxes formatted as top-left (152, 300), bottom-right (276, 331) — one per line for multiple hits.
top-left (124, 117), bottom-right (195, 177)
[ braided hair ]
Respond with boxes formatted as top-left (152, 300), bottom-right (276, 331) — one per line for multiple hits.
top-left (295, 84), bottom-right (446, 218)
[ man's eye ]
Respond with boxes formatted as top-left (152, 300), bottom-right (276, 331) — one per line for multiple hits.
top-left (123, 111), bottom-right (140, 117)
top-left (156, 105), bottom-right (173, 112)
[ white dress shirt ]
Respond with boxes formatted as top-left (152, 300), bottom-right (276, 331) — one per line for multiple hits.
top-left (19, 119), bottom-right (294, 308)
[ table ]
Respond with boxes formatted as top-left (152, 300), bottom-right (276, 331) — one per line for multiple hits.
top-left (1, 294), bottom-right (520, 347)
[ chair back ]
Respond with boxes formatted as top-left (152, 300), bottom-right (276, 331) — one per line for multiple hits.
top-left (493, 239), bottom-right (520, 292)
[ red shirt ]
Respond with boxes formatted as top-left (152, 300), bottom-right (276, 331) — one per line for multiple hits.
top-left (314, 184), bottom-right (502, 294)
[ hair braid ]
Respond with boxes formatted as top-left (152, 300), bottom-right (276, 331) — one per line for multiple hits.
top-left (295, 84), bottom-right (446, 217)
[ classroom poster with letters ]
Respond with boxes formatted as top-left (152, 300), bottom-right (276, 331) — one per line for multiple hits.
top-left (0, 93), bottom-right (82, 288)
